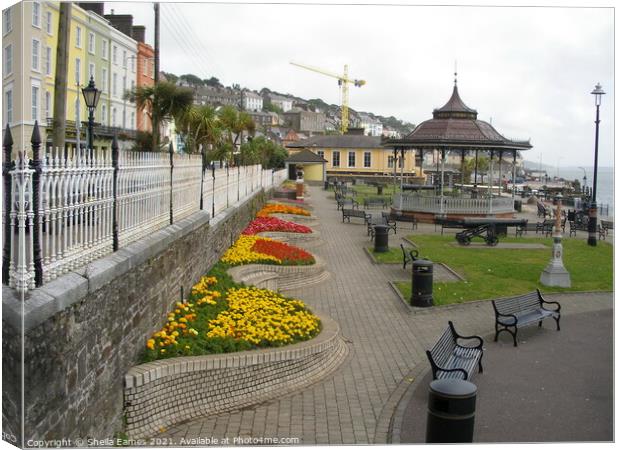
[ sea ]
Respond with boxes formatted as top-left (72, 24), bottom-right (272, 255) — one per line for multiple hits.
top-left (557, 166), bottom-right (614, 217)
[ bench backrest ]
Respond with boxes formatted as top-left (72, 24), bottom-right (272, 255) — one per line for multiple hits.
top-left (428, 326), bottom-right (457, 367)
top-left (492, 290), bottom-right (542, 316)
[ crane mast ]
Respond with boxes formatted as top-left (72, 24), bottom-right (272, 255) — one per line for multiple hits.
top-left (290, 61), bottom-right (366, 134)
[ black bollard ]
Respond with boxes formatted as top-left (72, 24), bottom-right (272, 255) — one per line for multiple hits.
top-left (426, 378), bottom-right (477, 443)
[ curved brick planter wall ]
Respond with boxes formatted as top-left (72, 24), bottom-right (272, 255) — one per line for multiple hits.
top-left (227, 254), bottom-right (329, 291)
top-left (123, 313), bottom-right (348, 439)
top-left (271, 213), bottom-right (320, 228)
top-left (256, 230), bottom-right (323, 249)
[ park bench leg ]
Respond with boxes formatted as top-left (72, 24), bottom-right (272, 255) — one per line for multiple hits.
top-left (478, 356), bottom-right (483, 374)
top-left (554, 316), bottom-right (561, 331)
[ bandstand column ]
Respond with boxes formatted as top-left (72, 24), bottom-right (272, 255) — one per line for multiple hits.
top-left (399, 148), bottom-right (405, 210)
top-left (473, 148), bottom-right (479, 198)
top-left (488, 150), bottom-right (494, 214)
top-left (498, 150), bottom-right (503, 195)
top-left (440, 148), bottom-right (446, 214)
top-left (512, 151), bottom-right (517, 201)
top-left (460, 149), bottom-right (465, 188)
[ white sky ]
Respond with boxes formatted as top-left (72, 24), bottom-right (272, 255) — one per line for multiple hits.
top-left (106, 0), bottom-right (615, 168)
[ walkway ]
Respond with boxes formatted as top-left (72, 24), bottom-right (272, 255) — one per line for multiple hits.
top-left (158, 185), bottom-right (612, 444)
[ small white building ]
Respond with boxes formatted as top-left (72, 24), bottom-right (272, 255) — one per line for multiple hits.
top-left (242, 90), bottom-right (263, 112)
top-left (358, 113), bottom-right (383, 137)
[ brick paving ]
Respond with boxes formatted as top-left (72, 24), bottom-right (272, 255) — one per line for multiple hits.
top-left (158, 185), bottom-right (612, 445)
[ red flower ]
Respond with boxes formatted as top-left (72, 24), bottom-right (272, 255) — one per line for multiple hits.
top-left (251, 239), bottom-right (315, 265)
top-left (242, 217), bottom-right (312, 235)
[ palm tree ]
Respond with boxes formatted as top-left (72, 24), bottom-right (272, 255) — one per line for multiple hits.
top-left (217, 106), bottom-right (256, 165)
top-left (176, 104), bottom-right (221, 155)
top-left (126, 81), bottom-right (194, 151)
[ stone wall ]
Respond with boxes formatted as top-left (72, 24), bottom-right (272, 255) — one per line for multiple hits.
top-left (124, 313), bottom-right (347, 438)
top-left (2, 192), bottom-right (266, 444)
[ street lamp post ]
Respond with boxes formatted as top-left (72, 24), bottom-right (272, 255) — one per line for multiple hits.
top-left (81, 76), bottom-right (101, 159)
top-left (588, 83), bottom-right (605, 247)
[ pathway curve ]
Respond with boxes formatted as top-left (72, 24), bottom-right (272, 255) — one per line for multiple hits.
top-left (158, 185), bottom-right (612, 445)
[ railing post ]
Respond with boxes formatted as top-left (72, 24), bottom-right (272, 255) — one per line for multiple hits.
top-left (211, 164), bottom-right (215, 218)
top-left (2, 125), bottom-right (14, 285)
top-left (30, 121), bottom-right (43, 286)
top-left (169, 142), bottom-right (174, 225)
top-left (112, 134), bottom-right (119, 251)
top-left (200, 147), bottom-right (206, 211)
top-left (237, 165), bottom-right (241, 201)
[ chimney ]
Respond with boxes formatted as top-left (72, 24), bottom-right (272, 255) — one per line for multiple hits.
top-left (132, 25), bottom-right (146, 43)
top-left (78, 2), bottom-right (104, 15)
top-left (104, 13), bottom-right (134, 39)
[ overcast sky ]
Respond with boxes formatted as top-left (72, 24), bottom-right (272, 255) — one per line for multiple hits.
top-left (105, 1), bottom-right (614, 168)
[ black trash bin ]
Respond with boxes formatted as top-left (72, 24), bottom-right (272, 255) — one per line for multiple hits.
top-left (514, 199), bottom-right (522, 212)
top-left (374, 225), bottom-right (389, 253)
top-left (411, 259), bottom-right (433, 307)
top-left (426, 378), bottom-right (477, 443)
top-left (324, 180), bottom-right (329, 190)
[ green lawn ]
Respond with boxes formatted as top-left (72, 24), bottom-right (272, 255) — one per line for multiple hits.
top-left (384, 235), bottom-right (613, 306)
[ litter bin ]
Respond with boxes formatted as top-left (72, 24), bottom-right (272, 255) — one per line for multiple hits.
top-left (411, 259), bottom-right (433, 307)
top-left (374, 225), bottom-right (389, 253)
top-left (514, 199), bottom-right (522, 212)
top-left (324, 180), bottom-right (329, 190)
top-left (426, 378), bottom-right (477, 443)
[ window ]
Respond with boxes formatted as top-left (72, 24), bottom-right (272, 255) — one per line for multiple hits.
top-left (364, 151), bottom-right (371, 168)
top-left (348, 151), bottom-right (356, 168)
top-left (88, 32), bottom-right (95, 53)
top-left (88, 63), bottom-right (95, 82)
top-left (5, 89), bottom-right (12, 123)
top-left (102, 67), bottom-right (107, 92)
top-left (32, 2), bottom-right (40, 27)
top-left (3, 8), bottom-right (12, 35)
top-left (112, 45), bottom-right (117, 64)
top-left (122, 75), bottom-right (126, 93)
top-left (143, 58), bottom-right (148, 75)
top-left (388, 155), bottom-right (395, 169)
top-left (112, 107), bottom-right (117, 127)
top-left (75, 98), bottom-right (80, 123)
top-left (45, 91), bottom-right (51, 119)
top-left (75, 58), bottom-right (81, 85)
top-left (31, 85), bottom-right (39, 121)
top-left (75, 26), bottom-right (82, 48)
top-left (332, 151), bottom-right (340, 168)
top-left (45, 46), bottom-right (52, 75)
top-left (112, 73), bottom-right (117, 96)
top-left (130, 111), bottom-right (135, 129)
top-left (32, 39), bottom-right (40, 71)
top-left (3, 44), bottom-right (12, 76)
top-left (122, 50), bottom-right (127, 68)
top-left (317, 150), bottom-right (324, 160)
top-left (122, 109), bottom-right (126, 128)
top-left (102, 39), bottom-right (108, 59)
top-left (101, 104), bottom-right (107, 125)
top-left (130, 56), bottom-right (135, 73)
top-left (46, 11), bottom-right (52, 34)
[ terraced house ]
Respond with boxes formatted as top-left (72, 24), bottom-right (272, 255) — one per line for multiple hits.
top-left (2, 1), bottom-right (146, 154)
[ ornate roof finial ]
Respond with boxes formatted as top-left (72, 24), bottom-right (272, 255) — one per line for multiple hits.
top-left (454, 60), bottom-right (458, 86)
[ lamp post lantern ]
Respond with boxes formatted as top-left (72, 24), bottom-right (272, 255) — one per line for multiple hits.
top-left (588, 83), bottom-right (605, 246)
top-left (82, 76), bottom-right (101, 158)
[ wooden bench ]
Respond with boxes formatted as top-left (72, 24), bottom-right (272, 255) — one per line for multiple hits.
top-left (382, 211), bottom-right (418, 230)
top-left (515, 221), bottom-right (538, 237)
top-left (536, 219), bottom-right (554, 237)
top-left (367, 215), bottom-right (397, 239)
top-left (492, 289), bottom-right (561, 347)
top-left (342, 208), bottom-right (369, 223)
top-left (400, 244), bottom-right (419, 269)
top-left (426, 321), bottom-right (484, 381)
top-left (363, 197), bottom-right (389, 209)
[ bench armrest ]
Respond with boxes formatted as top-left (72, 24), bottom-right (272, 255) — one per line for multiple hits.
top-left (448, 321), bottom-right (483, 349)
top-left (437, 367), bottom-right (468, 380)
top-left (494, 311), bottom-right (518, 326)
top-left (538, 289), bottom-right (561, 312)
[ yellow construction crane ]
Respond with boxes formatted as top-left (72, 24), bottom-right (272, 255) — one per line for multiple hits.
top-left (290, 61), bottom-right (366, 134)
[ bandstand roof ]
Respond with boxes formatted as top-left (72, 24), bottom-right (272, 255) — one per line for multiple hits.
top-left (385, 82), bottom-right (532, 152)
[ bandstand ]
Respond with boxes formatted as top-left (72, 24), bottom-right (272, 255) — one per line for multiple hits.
top-left (384, 77), bottom-right (532, 222)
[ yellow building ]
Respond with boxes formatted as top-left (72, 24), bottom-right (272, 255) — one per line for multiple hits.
top-left (285, 129), bottom-right (420, 183)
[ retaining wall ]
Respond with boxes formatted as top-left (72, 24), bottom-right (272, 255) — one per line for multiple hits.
top-left (2, 192), bottom-right (267, 444)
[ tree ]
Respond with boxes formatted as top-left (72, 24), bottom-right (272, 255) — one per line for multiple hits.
top-left (126, 81), bottom-right (194, 150)
top-left (217, 106), bottom-right (256, 164)
top-left (52, 2), bottom-right (71, 151)
top-left (161, 71), bottom-right (178, 84)
top-left (461, 156), bottom-right (490, 184)
top-left (204, 76), bottom-right (222, 88)
top-left (179, 73), bottom-right (204, 87)
top-left (264, 102), bottom-right (283, 115)
top-left (239, 136), bottom-right (288, 169)
top-left (176, 104), bottom-right (221, 155)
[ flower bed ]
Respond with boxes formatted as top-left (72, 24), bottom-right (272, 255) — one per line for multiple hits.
top-left (221, 235), bottom-right (315, 266)
top-left (242, 216), bottom-right (312, 235)
top-left (143, 263), bottom-right (320, 362)
top-left (257, 203), bottom-right (311, 217)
